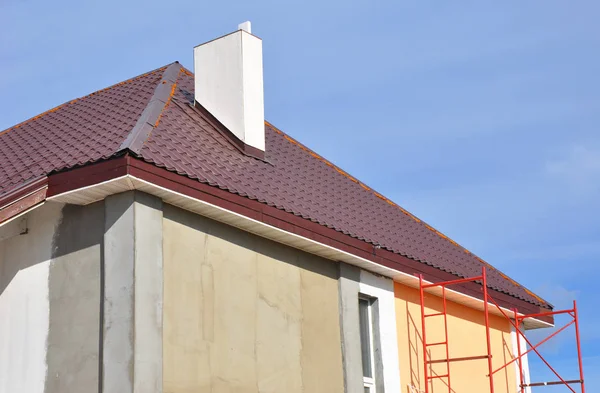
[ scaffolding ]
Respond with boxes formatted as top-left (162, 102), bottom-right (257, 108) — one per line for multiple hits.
top-left (419, 267), bottom-right (495, 393)
top-left (418, 267), bottom-right (586, 393)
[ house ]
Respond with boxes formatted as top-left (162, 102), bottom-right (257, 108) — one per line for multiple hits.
top-left (0, 22), bottom-right (558, 393)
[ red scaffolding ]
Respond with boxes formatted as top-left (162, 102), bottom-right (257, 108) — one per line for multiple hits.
top-left (487, 297), bottom-right (586, 393)
top-left (418, 267), bottom-right (586, 393)
top-left (419, 267), bottom-right (495, 393)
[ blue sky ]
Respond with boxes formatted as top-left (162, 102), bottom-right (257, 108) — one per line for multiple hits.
top-left (1, 0), bottom-right (598, 390)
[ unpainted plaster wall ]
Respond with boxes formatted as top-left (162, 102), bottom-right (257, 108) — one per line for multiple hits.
top-left (46, 202), bottom-right (103, 393)
top-left (0, 203), bottom-right (60, 393)
top-left (162, 204), bottom-right (344, 393)
top-left (103, 191), bottom-right (163, 393)
top-left (0, 201), bottom-right (103, 393)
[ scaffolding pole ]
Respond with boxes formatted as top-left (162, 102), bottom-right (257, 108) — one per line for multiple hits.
top-left (487, 294), bottom-right (585, 393)
top-left (417, 266), bottom-right (586, 393)
top-left (418, 266), bottom-right (495, 393)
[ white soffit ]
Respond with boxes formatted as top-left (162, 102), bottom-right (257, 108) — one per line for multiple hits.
top-left (48, 175), bottom-right (552, 329)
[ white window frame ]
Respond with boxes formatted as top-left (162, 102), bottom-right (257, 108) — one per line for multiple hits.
top-left (358, 269), bottom-right (401, 393)
top-left (360, 295), bottom-right (377, 393)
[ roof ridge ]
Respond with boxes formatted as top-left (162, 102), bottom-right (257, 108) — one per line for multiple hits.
top-left (119, 62), bottom-right (183, 154)
top-left (265, 120), bottom-right (550, 307)
top-left (0, 63), bottom-right (173, 138)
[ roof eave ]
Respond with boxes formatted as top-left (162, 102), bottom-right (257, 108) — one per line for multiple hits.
top-left (34, 155), bottom-right (553, 327)
top-left (0, 176), bottom-right (48, 225)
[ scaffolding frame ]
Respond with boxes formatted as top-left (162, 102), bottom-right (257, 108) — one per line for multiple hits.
top-left (419, 267), bottom-right (495, 393)
top-left (418, 267), bottom-right (586, 393)
top-left (487, 297), bottom-right (586, 393)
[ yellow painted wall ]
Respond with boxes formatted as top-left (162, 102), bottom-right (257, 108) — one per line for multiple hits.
top-left (162, 204), bottom-right (344, 393)
top-left (395, 282), bottom-right (517, 393)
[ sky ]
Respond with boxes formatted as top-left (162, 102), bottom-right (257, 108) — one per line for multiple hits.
top-left (1, 0), bottom-right (598, 390)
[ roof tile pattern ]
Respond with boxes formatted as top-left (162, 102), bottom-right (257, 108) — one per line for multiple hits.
top-left (140, 70), bottom-right (548, 307)
top-left (0, 66), bottom-right (165, 195)
top-left (0, 63), bottom-right (549, 308)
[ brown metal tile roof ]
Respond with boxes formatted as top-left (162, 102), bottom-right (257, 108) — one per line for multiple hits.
top-left (0, 62), bottom-right (550, 309)
top-left (0, 65), bottom-right (167, 195)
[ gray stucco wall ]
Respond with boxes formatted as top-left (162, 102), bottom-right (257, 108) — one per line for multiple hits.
top-left (46, 202), bottom-right (104, 393)
top-left (0, 201), bottom-right (104, 393)
top-left (103, 191), bottom-right (163, 393)
top-left (0, 202), bottom-right (63, 393)
top-left (103, 192), bottom-right (135, 393)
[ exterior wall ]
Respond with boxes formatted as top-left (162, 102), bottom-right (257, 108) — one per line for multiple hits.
top-left (162, 204), bottom-right (344, 393)
top-left (395, 282), bottom-right (518, 393)
top-left (0, 203), bottom-right (59, 393)
top-left (0, 191), bottom-right (533, 393)
top-left (0, 201), bottom-right (103, 393)
top-left (46, 202), bottom-right (104, 393)
top-left (103, 191), bottom-right (163, 393)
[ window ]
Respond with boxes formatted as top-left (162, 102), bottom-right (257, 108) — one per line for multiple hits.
top-left (359, 297), bottom-right (376, 392)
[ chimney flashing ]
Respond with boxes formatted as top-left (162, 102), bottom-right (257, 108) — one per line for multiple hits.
top-left (191, 100), bottom-right (266, 161)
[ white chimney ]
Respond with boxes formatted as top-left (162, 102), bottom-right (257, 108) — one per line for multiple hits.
top-left (194, 21), bottom-right (265, 154)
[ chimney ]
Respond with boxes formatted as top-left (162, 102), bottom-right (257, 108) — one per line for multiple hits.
top-left (194, 21), bottom-right (265, 156)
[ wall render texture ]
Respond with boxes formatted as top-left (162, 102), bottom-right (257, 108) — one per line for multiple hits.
top-left (162, 204), bottom-right (345, 393)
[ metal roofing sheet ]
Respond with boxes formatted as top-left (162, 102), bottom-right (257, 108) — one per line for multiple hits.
top-left (0, 63), bottom-right (550, 308)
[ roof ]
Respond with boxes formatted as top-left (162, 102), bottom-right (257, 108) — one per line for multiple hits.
top-left (0, 62), bottom-right (551, 309)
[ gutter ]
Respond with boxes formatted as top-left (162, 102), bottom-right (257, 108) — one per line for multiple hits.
top-left (0, 176), bottom-right (48, 225)
top-left (0, 156), bottom-right (553, 327)
top-left (38, 155), bottom-right (554, 327)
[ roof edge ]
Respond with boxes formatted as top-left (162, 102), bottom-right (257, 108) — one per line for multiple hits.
top-left (0, 176), bottom-right (48, 225)
top-left (47, 170), bottom-right (554, 329)
top-left (0, 176), bottom-right (48, 210)
top-left (265, 120), bottom-right (553, 309)
top-left (43, 155), bottom-right (553, 313)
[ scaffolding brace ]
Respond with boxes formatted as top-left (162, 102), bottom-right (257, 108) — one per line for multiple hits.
top-left (418, 266), bottom-right (586, 393)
